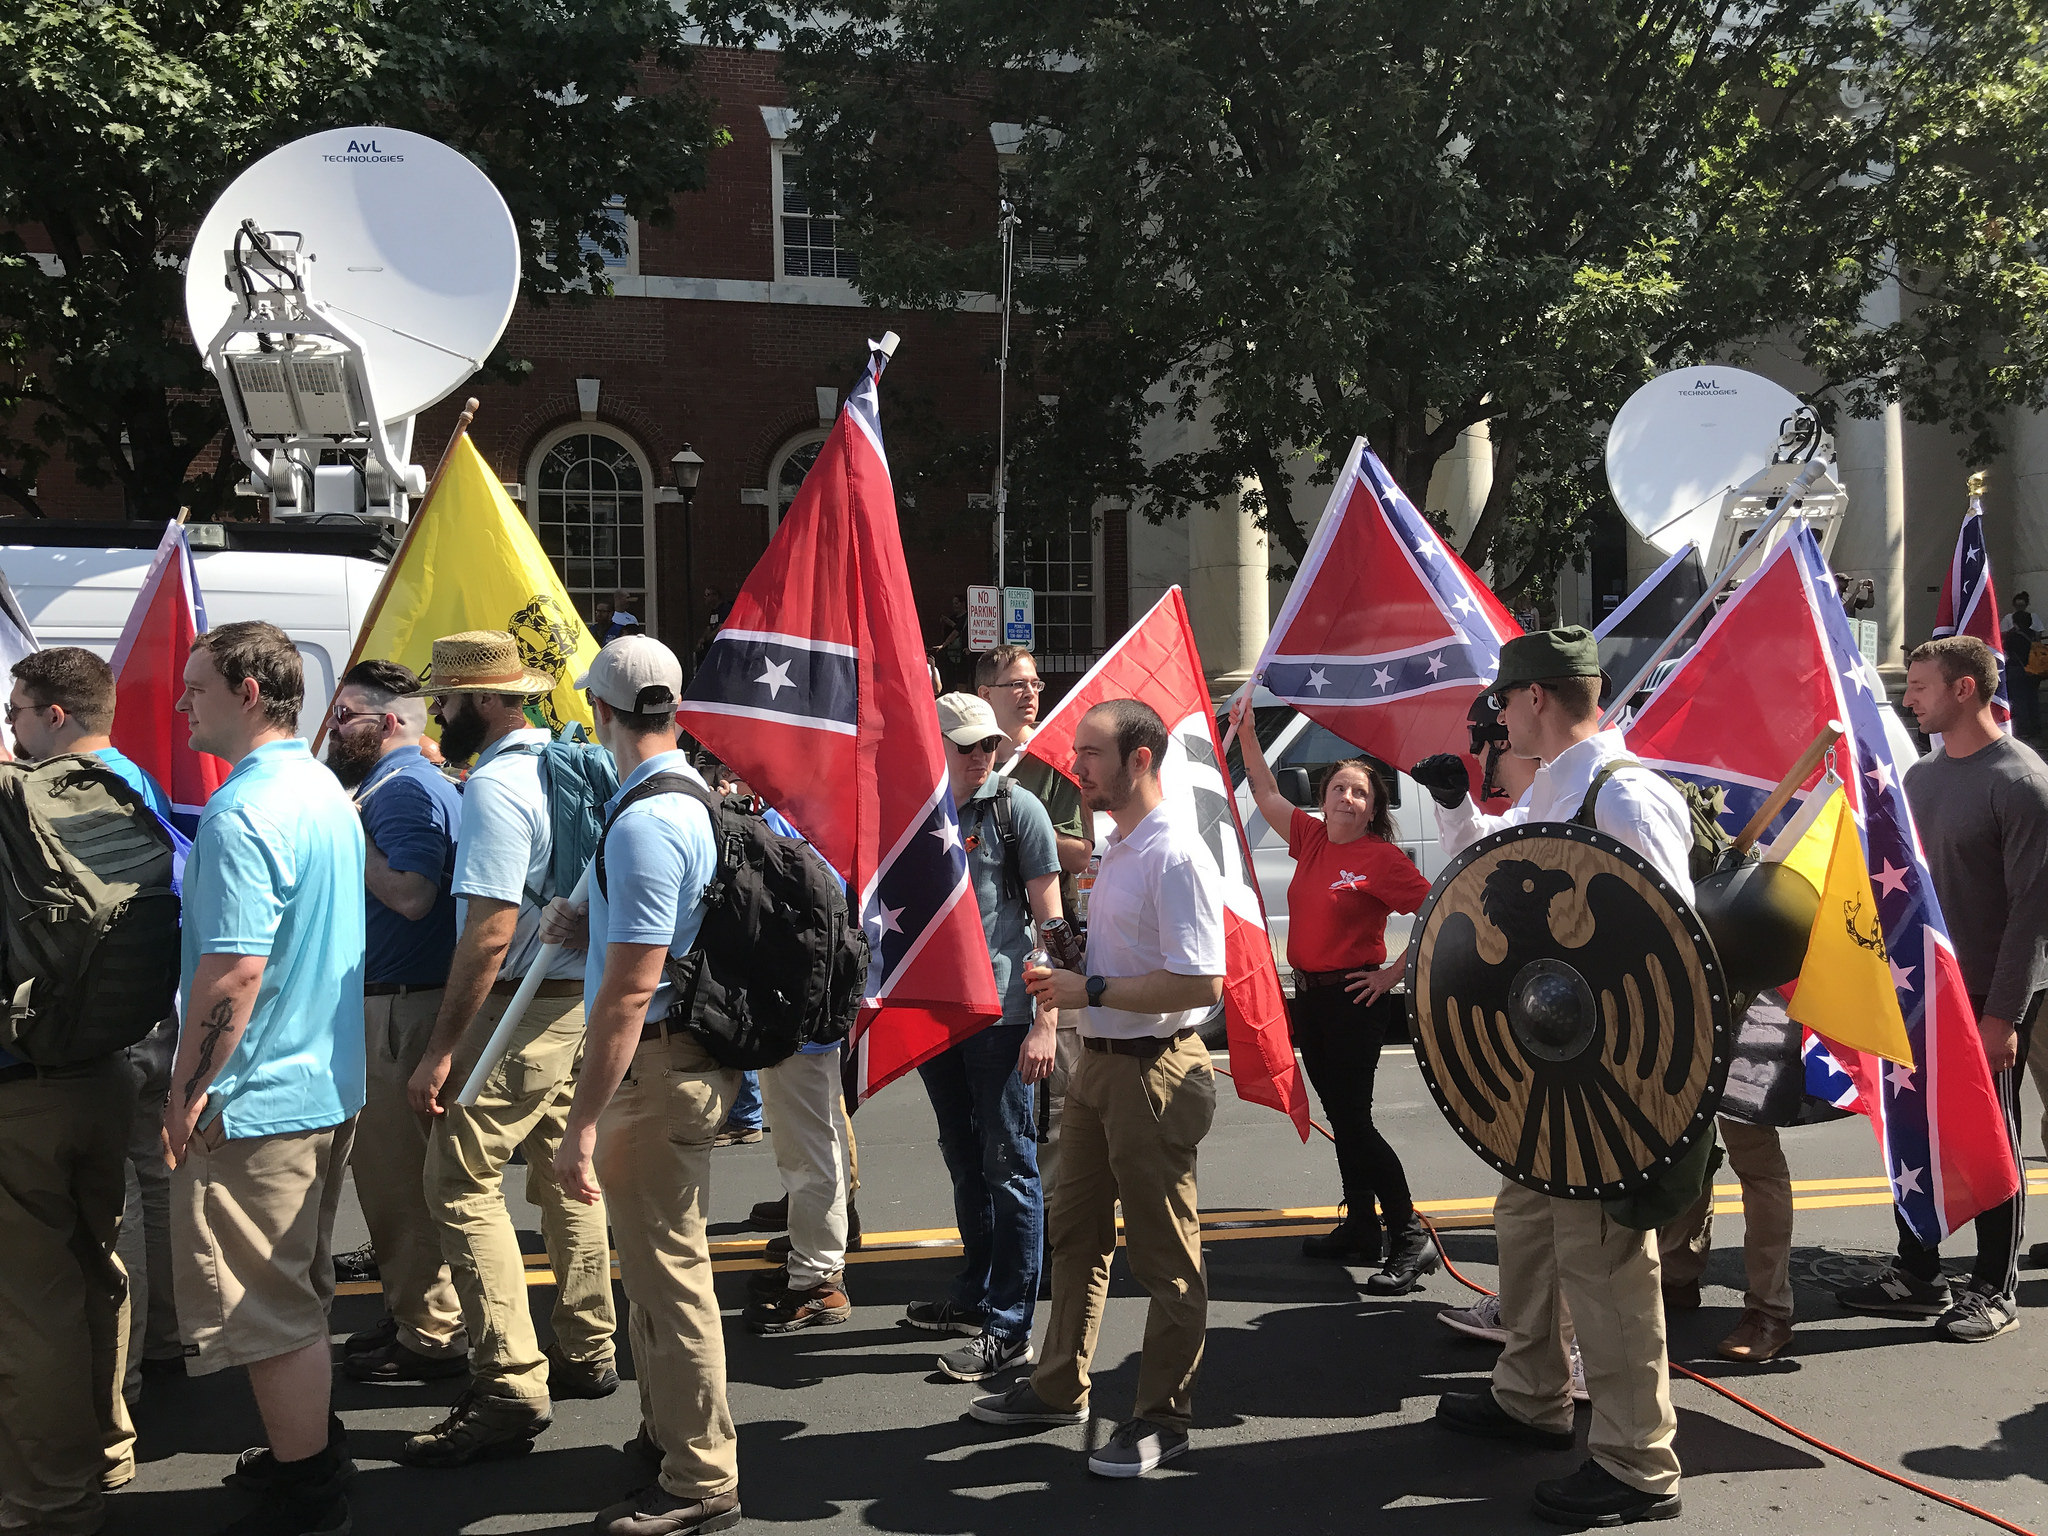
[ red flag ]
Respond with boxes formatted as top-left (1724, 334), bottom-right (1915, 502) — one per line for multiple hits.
top-left (110, 523), bottom-right (227, 826)
top-left (1024, 588), bottom-right (1309, 1140)
top-left (1931, 489), bottom-right (2010, 724)
top-left (679, 340), bottom-right (1000, 1102)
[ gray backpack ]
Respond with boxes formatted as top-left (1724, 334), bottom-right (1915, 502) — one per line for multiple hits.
top-left (0, 754), bottom-right (181, 1065)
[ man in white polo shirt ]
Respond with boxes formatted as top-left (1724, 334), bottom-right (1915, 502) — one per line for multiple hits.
top-left (970, 698), bottom-right (1225, 1480)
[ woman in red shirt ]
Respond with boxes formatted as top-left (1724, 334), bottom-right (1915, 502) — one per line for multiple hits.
top-left (1230, 697), bottom-right (1436, 1293)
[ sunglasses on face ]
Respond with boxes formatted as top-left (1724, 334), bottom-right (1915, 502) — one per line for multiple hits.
top-left (954, 736), bottom-right (1002, 756)
top-left (329, 706), bottom-right (391, 728)
top-left (1482, 683), bottom-right (1531, 714)
top-left (0, 701), bottom-right (42, 724)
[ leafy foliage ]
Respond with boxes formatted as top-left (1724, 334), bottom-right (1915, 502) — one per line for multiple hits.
top-left (0, 0), bottom-right (722, 519)
top-left (708, 0), bottom-right (2048, 601)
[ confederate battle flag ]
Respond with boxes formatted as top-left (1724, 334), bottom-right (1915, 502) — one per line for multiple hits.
top-left (109, 521), bottom-right (227, 832)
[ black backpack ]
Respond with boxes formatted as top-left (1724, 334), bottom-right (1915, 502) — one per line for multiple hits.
top-left (0, 754), bottom-right (181, 1065)
top-left (595, 775), bottom-right (870, 1070)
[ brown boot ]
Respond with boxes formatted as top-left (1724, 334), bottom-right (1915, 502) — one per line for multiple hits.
top-left (745, 1274), bottom-right (851, 1333)
top-left (1716, 1309), bottom-right (1793, 1362)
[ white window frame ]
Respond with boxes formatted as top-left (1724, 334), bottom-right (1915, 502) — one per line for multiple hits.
top-left (1005, 507), bottom-right (1102, 667)
top-left (763, 107), bottom-right (861, 298)
top-left (524, 422), bottom-right (658, 630)
top-left (766, 428), bottom-right (832, 533)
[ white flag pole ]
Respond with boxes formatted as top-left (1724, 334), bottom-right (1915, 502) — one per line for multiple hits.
top-left (452, 867), bottom-right (590, 1107)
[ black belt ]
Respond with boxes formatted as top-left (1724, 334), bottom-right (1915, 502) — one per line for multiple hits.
top-left (363, 982), bottom-right (442, 998)
top-left (0, 1060), bottom-right (105, 1085)
top-left (491, 978), bottom-right (585, 999)
top-left (1294, 967), bottom-right (1374, 992)
top-left (1082, 1028), bottom-right (1197, 1059)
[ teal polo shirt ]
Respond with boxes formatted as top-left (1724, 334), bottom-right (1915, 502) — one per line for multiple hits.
top-left (180, 738), bottom-right (366, 1138)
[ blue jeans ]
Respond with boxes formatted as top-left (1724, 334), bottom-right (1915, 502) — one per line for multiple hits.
top-left (726, 1071), bottom-right (763, 1132)
top-left (916, 1022), bottom-right (1042, 1342)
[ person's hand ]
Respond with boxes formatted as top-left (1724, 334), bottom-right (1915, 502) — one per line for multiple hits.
top-left (553, 1120), bottom-right (603, 1205)
top-left (1227, 692), bottom-right (1254, 738)
top-left (1347, 964), bottom-right (1404, 1005)
top-left (1409, 753), bottom-right (1471, 810)
top-left (541, 897), bottom-right (589, 951)
top-left (409, 1049), bottom-right (455, 1117)
top-left (1028, 966), bottom-right (1089, 1011)
top-left (1018, 1016), bottom-right (1058, 1084)
top-left (161, 1091), bottom-right (207, 1170)
top-left (1978, 1015), bottom-right (2019, 1072)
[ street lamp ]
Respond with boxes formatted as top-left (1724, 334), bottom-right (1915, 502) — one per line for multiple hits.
top-left (671, 444), bottom-right (706, 659)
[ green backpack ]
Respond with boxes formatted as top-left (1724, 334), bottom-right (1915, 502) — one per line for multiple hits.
top-left (0, 754), bottom-right (182, 1065)
top-left (1573, 757), bottom-right (1738, 885)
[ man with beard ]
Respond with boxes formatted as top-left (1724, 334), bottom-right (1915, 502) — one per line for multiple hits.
top-left (399, 633), bottom-right (617, 1466)
top-left (322, 660), bottom-right (469, 1386)
top-left (973, 699), bottom-right (1225, 1480)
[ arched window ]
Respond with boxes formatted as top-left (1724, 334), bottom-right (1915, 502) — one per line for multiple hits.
top-left (767, 429), bottom-right (830, 532)
top-left (528, 427), bottom-right (654, 626)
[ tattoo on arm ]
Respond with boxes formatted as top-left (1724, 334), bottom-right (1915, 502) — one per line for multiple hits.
top-left (183, 998), bottom-right (236, 1105)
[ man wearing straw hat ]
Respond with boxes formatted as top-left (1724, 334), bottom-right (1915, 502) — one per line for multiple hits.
top-left (397, 632), bottom-right (618, 1467)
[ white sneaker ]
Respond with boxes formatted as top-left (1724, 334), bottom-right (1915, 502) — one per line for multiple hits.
top-left (1436, 1294), bottom-right (1507, 1343)
top-left (1569, 1341), bottom-right (1589, 1402)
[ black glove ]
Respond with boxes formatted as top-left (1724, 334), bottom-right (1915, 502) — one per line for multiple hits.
top-left (1409, 753), bottom-right (1471, 809)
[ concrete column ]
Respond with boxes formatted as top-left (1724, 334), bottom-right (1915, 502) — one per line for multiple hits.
top-left (1425, 420), bottom-right (1493, 546)
top-left (1188, 476), bottom-right (1269, 695)
top-left (1833, 401), bottom-right (1908, 687)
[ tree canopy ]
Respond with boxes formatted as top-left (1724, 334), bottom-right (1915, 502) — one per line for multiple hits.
top-left (0, 0), bottom-right (723, 519)
top-left (715, 0), bottom-right (2048, 603)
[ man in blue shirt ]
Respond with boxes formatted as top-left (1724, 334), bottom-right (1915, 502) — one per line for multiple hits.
top-left (544, 636), bottom-right (739, 1536)
top-left (0, 648), bottom-right (174, 1534)
top-left (323, 659), bottom-right (470, 1388)
top-left (167, 621), bottom-right (364, 1536)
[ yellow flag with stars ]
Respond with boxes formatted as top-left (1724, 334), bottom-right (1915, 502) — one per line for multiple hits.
top-left (349, 435), bottom-right (598, 736)
top-left (1781, 787), bottom-right (1915, 1066)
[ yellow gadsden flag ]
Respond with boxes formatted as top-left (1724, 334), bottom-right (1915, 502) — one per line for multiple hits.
top-left (351, 434), bottom-right (598, 735)
top-left (1779, 786), bottom-right (1916, 1066)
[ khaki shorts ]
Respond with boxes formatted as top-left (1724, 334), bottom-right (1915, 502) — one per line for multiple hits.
top-left (170, 1116), bottom-right (356, 1376)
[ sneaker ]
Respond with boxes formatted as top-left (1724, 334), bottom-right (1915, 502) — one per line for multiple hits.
top-left (1301, 1217), bottom-right (1383, 1264)
top-left (397, 1390), bottom-right (551, 1467)
top-left (1935, 1287), bottom-right (2021, 1342)
top-left (1835, 1261), bottom-right (1951, 1318)
top-left (749, 1194), bottom-right (790, 1230)
top-left (1364, 1216), bottom-right (1441, 1295)
top-left (226, 1420), bottom-right (355, 1493)
top-left (1087, 1418), bottom-right (1189, 1478)
top-left (1436, 1295), bottom-right (1507, 1343)
top-left (1433, 1391), bottom-right (1574, 1450)
top-left (342, 1339), bottom-right (467, 1385)
top-left (543, 1343), bottom-right (619, 1399)
top-left (904, 1299), bottom-right (984, 1337)
top-left (1569, 1341), bottom-right (1589, 1403)
top-left (342, 1315), bottom-right (397, 1357)
top-left (746, 1276), bottom-right (852, 1333)
top-left (332, 1244), bottom-right (379, 1285)
top-left (595, 1486), bottom-right (741, 1536)
top-left (967, 1381), bottom-right (1087, 1427)
top-left (712, 1126), bottom-right (763, 1147)
top-left (938, 1333), bottom-right (1034, 1382)
top-left (1532, 1458), bottom-right (1681, 1525)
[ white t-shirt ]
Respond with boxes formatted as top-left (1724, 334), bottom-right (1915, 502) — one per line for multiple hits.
top-left (450, 727), bottom-right (585, 982)
top-left (1081, 801), bottom-right (1227, 1039)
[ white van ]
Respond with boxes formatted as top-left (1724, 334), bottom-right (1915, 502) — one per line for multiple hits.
top-left (0, 521), bottom-right (393, 739)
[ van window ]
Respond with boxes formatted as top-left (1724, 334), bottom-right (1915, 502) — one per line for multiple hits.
top-left (1220, 706), bottom-right (1292, 785)
top-left (1275, 722), bottom-right (1402, 808)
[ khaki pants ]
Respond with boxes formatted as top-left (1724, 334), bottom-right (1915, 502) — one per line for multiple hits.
top-left (759, 1048), bottom-right (849, 1287)
top-left (353, 988), bottom-right (466, 1356)
top-left (595, 1033), bottom-right (739, 1500)
top-left (1658, 1119), bottom-right (1794, 1322)
top-left (1031, 1034), bottom-right (1215, 1433)
top-left (1034, 1021), bottom-right (1085, 1201)
top-left (0, 1060), bottom-right (136, 1536)
top-left (1492, 1179), bottom-right (1680, 1496)
top-left (424, 988), bottom-right (614, 1402)
top-left (172, 1117), bottom-right (356, 1376)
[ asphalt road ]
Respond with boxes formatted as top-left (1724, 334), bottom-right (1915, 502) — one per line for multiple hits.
top-left (110, 1045), bottom-right (2048, 1536)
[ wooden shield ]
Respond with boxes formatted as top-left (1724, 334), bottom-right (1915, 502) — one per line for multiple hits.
top-left (1405, 824), bottom-right (1732, 1199)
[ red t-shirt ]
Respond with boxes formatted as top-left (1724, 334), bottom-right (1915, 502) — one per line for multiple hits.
top-left (1284, 808), bottom-right (1434, 973)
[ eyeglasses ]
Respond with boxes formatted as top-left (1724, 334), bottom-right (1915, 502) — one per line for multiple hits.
top-left (329, 706), bottom-right (392, 728)
top-left (993, 679), bottom-right (1045, 695)
top-left (0, 701), bottom-right (41, 724)
top-left (954, 736), bottom-right (1002, 756)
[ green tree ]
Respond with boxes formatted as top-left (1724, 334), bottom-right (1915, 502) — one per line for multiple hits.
top-left (717, 0), bottom-right (2048, 603)
top-left (0, 0), bottom-right (723, 520)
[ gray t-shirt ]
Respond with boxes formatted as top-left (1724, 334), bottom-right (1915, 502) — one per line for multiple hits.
top-left (1903, 734), bottom-right (2048, 1021)
top-left (956, 777), bottom-right (1060, 1025)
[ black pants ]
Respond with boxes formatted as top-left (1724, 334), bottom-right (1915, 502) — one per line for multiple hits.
top-left (1289, 982), bottom-right (1413, 1231)
top-left (1895, 990), bottom-right (2038, 1297)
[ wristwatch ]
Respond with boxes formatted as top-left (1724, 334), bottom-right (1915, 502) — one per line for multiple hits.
top-left (1086, 974), bottom-right (1108, 1007)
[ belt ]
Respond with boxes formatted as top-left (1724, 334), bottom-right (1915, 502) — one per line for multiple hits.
top-left (491, 978), bottom-right (585, 999)
top-left (363, 982), bottom-right (442, 998)
top-left (0, 1060), bottom-right (106, 1085)
top-left (1294, 967), bottom-right (1378, 992)
top-left (1081, 1028), bottom-right (1197, 1059)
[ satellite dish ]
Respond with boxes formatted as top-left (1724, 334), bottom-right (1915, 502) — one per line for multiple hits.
top-left (1606, 367), bottom-right (1806, 556)
top-left (186, 127), bottom-right (519, 423)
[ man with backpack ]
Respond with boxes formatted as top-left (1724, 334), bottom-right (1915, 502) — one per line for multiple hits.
top-left (165, 621), bottom-right (364, 1536)
top-left (0, 651), bottom-right (178, 1534)
top-left (904, 692), bottom-right (1062, 1380)
top-left (544, 636), bottom-right (739, 1536)
top-left (399, 631), bottom-right (617, 1467)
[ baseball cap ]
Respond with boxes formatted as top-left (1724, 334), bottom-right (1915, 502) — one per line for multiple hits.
top-left (936, 692), bottom-right (1002, 744)
top-left (575, 635), bottom-right (684, 714)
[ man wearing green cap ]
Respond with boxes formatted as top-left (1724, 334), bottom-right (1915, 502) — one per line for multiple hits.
top-left (1409, 625), bottom-right (1691, 1528)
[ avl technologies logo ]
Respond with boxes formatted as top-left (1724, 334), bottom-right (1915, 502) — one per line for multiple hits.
top-left (323, 137), bottom-right (406, 165)
top-left (1683, 377), bottom-right (1738, 398)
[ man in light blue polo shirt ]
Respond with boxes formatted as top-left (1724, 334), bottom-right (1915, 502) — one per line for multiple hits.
top-left (545, 636), bottom-right (740, 1536)
top-left (165, 621), bottom-right (364, 1536)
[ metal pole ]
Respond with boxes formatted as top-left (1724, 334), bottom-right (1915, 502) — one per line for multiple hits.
top-left (453, 869), bottom-right (589, 1106)
top-left (995, 199), bottom-right (1016, 592)
top-left (1598, 458), bottom-right (1828, 726)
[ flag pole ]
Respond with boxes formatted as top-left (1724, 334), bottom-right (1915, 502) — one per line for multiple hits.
top-left (1599, 458), bottom-right (1826, 727)
top-left (1729, 720), bottom-right (1844, 857)
top-left (314, 398), bottom-right (481, 751)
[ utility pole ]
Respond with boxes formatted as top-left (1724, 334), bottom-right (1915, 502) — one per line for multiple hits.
top-left (994, 197), bottom-right (1017, 590)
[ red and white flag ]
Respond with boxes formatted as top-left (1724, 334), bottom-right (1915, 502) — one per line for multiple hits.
top-left (1024, 588), bottom-right (1310, 1140)
top-left (109, 522), bottom-right (227, 829)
